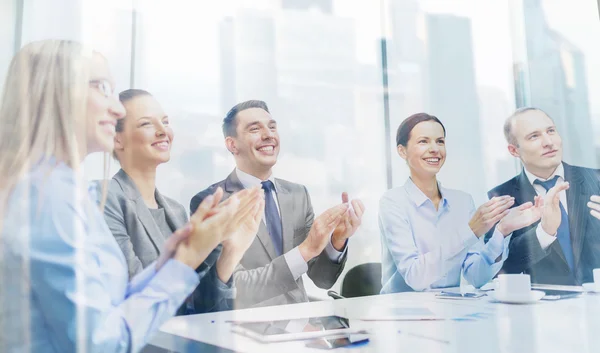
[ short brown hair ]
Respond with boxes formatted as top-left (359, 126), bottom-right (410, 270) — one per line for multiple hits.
top-left (222, 100), bottom-right (270, 138)
top-left (396, 113), bottom-right (446, 147)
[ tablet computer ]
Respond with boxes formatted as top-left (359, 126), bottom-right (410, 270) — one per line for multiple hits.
top-left (230, 315), bottom-right (366, 343)
top-left (305, 333), bottom-right (369, 350)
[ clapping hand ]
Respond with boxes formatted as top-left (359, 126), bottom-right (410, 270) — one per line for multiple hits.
top-left (167, 187), bottom-right (240, 270)
top-left (540, 181), bottom-right (569, 235)
top-left (587, 195), bottom-right (600, 220)
top-left (331, 192), bottom-right (365, 250)
top-left (469, 196), bottom-right (515, 237)
top-left (298, 203), bottom-right (349, 262)
top-left (496, 196), bottom-right (543, 236)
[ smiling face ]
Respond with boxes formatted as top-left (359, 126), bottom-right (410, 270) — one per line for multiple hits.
top-left (226, 107), bottom-right (280, 178)
top-left (398, 120), bottom-right (446, 179)
top-left (507, 110), bottom-right (562, 178)
top-left (85, 53), bottom-right (126, 154)
top-left (114, 94), bottom-right (173, 168)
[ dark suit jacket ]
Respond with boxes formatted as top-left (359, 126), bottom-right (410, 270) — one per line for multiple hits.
top-left (190, 170), bottom-right (347, 308)
top-left (486, 163), bottom-right (600, 285)
top-left (103, 169), bottom-right (233, 313)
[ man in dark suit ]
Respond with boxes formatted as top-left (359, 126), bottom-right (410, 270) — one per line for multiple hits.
top-left (486, 107), bottom-right (600, 285)
top-left (190, 100), bottom-right (365, 308)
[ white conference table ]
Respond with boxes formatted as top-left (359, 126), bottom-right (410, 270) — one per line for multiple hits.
top-left (148, 287), bottom-right (600, 353)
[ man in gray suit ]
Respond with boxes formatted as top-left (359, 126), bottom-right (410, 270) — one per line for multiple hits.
top-left (190, 100), bottom-right (365, 308)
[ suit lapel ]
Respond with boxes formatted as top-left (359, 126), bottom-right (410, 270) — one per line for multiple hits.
top-left (135, 200), bottom-right (167, 250)
top-left (225, 169), bottom-right (277, 260)
top-left (274, 179), bottom-right (295, 254)
top-left (156, 189), bottom-right (186, 232)
top-left (114, 169), bottom-right (166, 252)
top-left (515, 170), bottom-right (538, 205)
top-left (564, 163), bottom-right (588, 271)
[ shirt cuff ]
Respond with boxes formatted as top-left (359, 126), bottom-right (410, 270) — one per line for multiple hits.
top-left (325, 234), bottom-right (347, 263)
top-left (211, 267), bottom-right (236, 299)
top-left (284, 246), bottom-right (308, 281)
top-left (459, 223), bottom-right (480, 248)
top-left (486, 229), bottom-right (506, 258)
top-left (482, 229), bottom-right (511, 264)
top-left (150, 259), bottom-right (200, 300)
top-left (536, 223), bottom-right (557, 250)
top-left (127, 261), bottom-right (159, 295)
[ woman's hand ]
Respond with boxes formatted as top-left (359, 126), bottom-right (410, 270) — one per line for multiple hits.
top-left (217, 187), bottom-right (265, 282)
top-left (469, 196), bottom-right (514, 237)
top-left (496, 196), bottom-right (543, 236)
top-left (221, 187), bottom-right (264, 253)
top-left (172, 187), bottom-right (240, 270)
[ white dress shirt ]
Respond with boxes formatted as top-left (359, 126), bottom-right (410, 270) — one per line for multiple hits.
top-left (235, 168), bottom-right (346, 280)
top-left (523, 164), bottom-right (566, 250)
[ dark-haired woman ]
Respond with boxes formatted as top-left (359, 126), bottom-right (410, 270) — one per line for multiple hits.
top-left (379, 113), bottom-right (542, 292)
top-left (104, 89), bottom-right (261, 313)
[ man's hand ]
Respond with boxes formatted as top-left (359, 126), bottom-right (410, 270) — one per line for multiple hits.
top-left (298, 203), bottom-right (348, 262)
top-left (496, 196), bottom-right (543, 236)
top-left (587, 195), bottom-right (600, 220)
top-left (540, 181), bottom-right (569, 236)
top-left (331, 192), bottom-right (365, 250)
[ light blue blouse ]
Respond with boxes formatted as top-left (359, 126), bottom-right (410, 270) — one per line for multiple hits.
top-left (379, 178), bottom-right (511, 292)
top-left (1, 161), bottom-right (199, 352)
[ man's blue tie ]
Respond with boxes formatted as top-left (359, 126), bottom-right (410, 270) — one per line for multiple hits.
top-left (534, 176), bottom-right (575, 271)
top-left (261, 180), bottom-right (283, 256)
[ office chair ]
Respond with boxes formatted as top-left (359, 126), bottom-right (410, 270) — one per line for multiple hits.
top-left (327, 262), bottom-right (383, 299)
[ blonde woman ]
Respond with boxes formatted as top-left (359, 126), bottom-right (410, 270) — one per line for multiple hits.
top-left (0, 40), bottom-right (263, 353)
top-left (105, 89), bottom-right (254, 313)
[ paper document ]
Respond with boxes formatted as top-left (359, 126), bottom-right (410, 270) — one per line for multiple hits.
top-left (337, 305), bottom-right (445, 321)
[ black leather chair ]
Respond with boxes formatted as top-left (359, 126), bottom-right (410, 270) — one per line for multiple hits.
top-left (328, 262), bottom-right (414, 299)
top-left (328, 262), bottom-right (382, 299)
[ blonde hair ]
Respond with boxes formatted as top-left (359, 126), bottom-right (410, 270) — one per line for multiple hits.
top-left (0, 40), bottom-right (111, 215)
top-left (0, 39), bottom-right (112, 351)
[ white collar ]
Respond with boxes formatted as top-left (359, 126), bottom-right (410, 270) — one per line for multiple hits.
top-left (235, 167), bottom-right (278, 192)
top-left (524, 163), bottom-right (565, 187)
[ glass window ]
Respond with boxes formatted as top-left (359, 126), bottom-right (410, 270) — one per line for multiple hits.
top-left (386, 0), bottom-right (519, 205)
top-left (134, 0), bottom-right (387, 297)
top-left (510, 0), bottom-right (600, 168)
top-left (20, 0), bottom-right (133, 180)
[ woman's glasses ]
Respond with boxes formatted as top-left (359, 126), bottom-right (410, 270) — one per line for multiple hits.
top-left (89, 79), bottom-right (114, 97)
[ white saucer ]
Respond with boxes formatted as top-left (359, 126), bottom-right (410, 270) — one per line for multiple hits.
top-left (582, 283), bottom-right (600, 293)
top-left (488, 290), bottom-right (546, 304)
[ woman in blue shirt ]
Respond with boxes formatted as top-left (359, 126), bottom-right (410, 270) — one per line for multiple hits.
top-left (0, 40), bottom-right (263, 352)
top-left (379, 113), bottom-right (543, 292)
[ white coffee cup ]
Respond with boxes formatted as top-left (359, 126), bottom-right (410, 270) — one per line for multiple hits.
top-left (496, 274), bottom-right (531, 298)
top-left (593, 269), bottom-right (600, 286)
